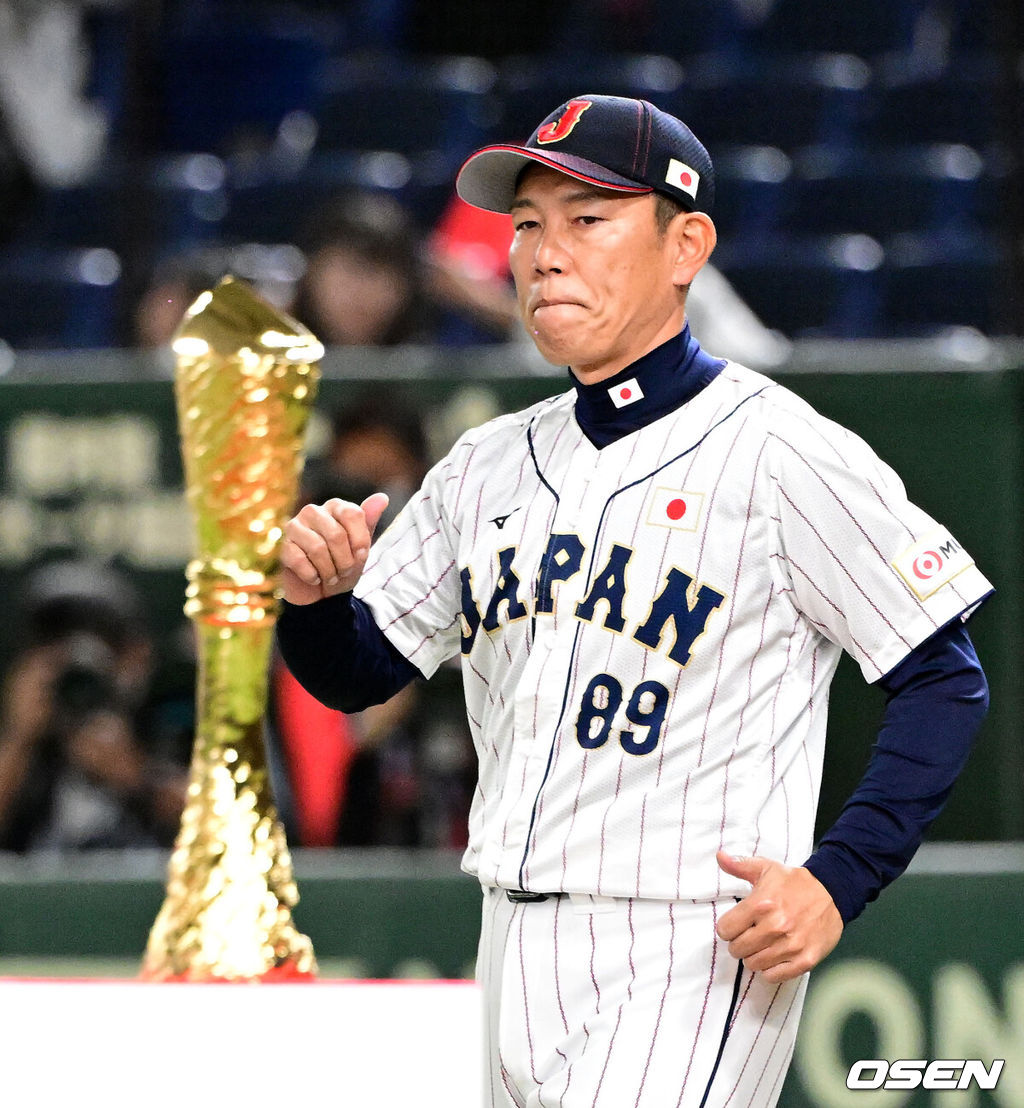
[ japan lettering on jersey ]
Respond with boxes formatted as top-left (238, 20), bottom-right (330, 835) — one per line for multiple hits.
top-left (355, 365), bottom-right (993, 901)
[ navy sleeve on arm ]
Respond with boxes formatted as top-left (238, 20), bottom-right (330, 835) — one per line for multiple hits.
top-left (276, 592), bottom-right (422, 713)
top-left (803, 619), bottom-right (989, 925)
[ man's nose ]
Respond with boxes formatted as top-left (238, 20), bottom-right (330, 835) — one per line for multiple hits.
top-left (533, 226), bottom-right (571, 274)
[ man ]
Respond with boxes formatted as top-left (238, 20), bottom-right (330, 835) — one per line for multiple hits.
top-left (277, 95), bottom-right (992, 1106)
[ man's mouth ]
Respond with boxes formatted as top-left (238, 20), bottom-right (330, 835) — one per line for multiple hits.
top-left (534, 298), bottom-right (584, 311)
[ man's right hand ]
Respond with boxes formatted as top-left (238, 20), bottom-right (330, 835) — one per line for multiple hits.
top-left (280, 493), bottom-right (390, 605)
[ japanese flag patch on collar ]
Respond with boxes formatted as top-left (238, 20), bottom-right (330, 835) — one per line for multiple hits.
top-left (892, 526), bottom-right (975, 599)
top-left (608, 377), bottom-right (644, 408)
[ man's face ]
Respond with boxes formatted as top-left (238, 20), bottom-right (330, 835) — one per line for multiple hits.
top-left (508, 165), bottom-right (687, 383)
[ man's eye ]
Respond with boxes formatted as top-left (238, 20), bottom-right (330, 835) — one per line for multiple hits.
top-left (514, 219), bottom-right (539, 232)
top-left (576, 215), bottom-right (602, 226)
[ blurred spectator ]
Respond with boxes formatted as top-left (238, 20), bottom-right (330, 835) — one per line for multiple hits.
top-left (0, 0), bottom-right (108, 193)
top-left (292, 190), bottom-right (521, 346)
top-left (427, 194), bottom-right (525, 343)
top-left (291, 192), bottom-right (435, 346)
top-left (134, 191), bottom-right (519, 352)
top-left (0, 560), bottom-right (188, 852)
top-left (312, 395), bottom-right (431, 526)
top-left (0, 0), bottom-right (110, 245)
top-left (269, 393), bottom-right (476, 847)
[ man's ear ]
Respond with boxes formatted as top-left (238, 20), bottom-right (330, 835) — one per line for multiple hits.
top-left (671, 212), bottom-right (717, 288)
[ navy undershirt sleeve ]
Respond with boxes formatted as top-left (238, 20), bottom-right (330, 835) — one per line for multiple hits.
top-left (803, 619), bottom-right (989, 925)
top-left (276, 592), bottom-right (421, 713)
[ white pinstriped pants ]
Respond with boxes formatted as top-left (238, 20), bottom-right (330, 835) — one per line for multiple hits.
top-left (478, 886), bottom-right (807, 1108)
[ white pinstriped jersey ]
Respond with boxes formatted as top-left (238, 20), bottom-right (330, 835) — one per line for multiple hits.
top-left (355, 363), bottom-right (992, 902)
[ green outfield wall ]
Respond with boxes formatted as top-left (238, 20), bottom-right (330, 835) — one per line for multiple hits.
top-left (1, 338), bottom-right (1022, 841)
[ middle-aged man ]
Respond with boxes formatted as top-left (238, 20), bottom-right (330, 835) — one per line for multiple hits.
top-left (276, 95), bottom-right (992, 1106)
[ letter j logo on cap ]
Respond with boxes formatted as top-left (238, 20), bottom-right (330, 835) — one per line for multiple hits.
top-left (536, 99), bottom-right (592, 145)
top-left (666, 158), bottom-right (700, 200)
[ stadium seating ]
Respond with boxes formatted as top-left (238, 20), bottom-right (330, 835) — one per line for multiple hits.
top-left (867, 69), bottom-right (1001, 148)
top-left (709, 145), bottom-right (794, 241)
top-left (0, 247), bottom-right (122, 348)
top-left (880, 229), bottom-right (1008, 336)
top-left (12, 179), bottom-right (124, 251)
top-left (787, 142), bottom-right (999, 240)
top-left (313, 56), bottom-right (498, 168)
top-left (157, 7), bottom-right (342, 154)
top-left (3, 0), bottom-right (1012, 344)
top-left (665, 52), bottom-right (875, 151)
top-left (713, 234), bottom-right (886, 338)
top-left (222, 149), bottom-right (455, 241)
top-left (750, 0), bottom-right (919, 58)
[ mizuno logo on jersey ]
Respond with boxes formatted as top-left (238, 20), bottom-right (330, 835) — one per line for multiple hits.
top-left (459, 534), bottom-right (725, 666)
top-left (490, 507), bottom-right (522, 529)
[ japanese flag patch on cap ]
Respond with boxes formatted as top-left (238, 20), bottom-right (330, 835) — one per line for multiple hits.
top-left (608, 378), bottom-right (644, 408)
top-left (665, 158), bottom-right (700, 200)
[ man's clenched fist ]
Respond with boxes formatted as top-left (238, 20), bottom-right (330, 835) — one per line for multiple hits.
top-left (280, 492), bottom-right (390, 604)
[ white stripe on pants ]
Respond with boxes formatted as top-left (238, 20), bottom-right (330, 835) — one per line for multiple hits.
top-left (477, 886), bottom-right (807, 1108)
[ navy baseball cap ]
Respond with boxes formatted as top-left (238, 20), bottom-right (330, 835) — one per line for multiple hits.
top-left (456, 94), bottom-right (715, 216)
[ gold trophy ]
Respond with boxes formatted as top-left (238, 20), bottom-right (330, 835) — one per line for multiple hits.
top-left (141, 276), bottom-right (322, 981)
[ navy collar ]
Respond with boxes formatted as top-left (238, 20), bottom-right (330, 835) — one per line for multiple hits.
top-left (571, 325), bottom-right (726, 448)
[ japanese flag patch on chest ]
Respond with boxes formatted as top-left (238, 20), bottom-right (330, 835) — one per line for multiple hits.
top-left (647, 487), bottom-right (704, 532)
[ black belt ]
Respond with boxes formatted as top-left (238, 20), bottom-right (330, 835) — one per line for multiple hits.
top-left (506, 889), bottom-right (554, 903)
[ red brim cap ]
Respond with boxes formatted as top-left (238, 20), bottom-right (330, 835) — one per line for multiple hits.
top-left (456, 145), bottom-right (652, 214)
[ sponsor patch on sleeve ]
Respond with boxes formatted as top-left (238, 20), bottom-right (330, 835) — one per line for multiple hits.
top-left (892, 527), bottom-right (975, 599)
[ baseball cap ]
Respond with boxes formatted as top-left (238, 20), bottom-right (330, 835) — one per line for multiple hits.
top-left (456, 94), bottom-right (715, 216)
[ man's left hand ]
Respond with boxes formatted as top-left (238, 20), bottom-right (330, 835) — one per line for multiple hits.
top-left (715, 851), bottom-right (843, 982)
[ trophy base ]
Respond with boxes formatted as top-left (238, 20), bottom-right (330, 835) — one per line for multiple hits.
top-left (139, 959), bottom-right (317, 984)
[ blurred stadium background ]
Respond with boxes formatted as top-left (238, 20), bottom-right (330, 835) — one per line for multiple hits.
top-left (0, 1), bottom-right (1022, 1104)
